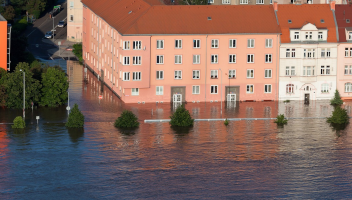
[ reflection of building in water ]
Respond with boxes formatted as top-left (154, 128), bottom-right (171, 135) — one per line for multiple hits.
top-left (0, 127), bottom-right (10, 191)
top-left (67, 60), bottom-right (83, 89)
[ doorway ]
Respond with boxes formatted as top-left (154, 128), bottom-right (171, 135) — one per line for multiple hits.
top-left (173, 94), bottom-right (182, 103)
top-left (304, 93), bottom-right (310, 104)
top-left (227, 94), bottom-right (236, 102)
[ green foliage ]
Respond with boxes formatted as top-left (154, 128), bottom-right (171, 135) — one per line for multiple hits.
top-left (0, 5), bottom-right (16, 21)
top-left (13, 18), bottom-right (28, 33)
top-left (114, 110), bottom-right (139, 128)
top-left (224, 118), bottom-right (229, 126)
top-left (327, 106), bottom-right (350, 125)
top-left (66, 104), bottom-right (84, 128)
top-left (12, 116), bottom-right (25, 128)
top-left (284, 100), bottom-right (290, 103)
top-left (177, 0), bottom-right (208, 4)
top-left (274, 114), bottom-right (288, 125)
top-left (72, 43), bottom-right (83, 64)
top-left (330, 90), bottom-right (343, 106)
top-left (40, 67), bottom-right (68, 107)
top-left (169, 105), bottom-right (194, 127)
top-left (4, 63), bottom-right (42, 109)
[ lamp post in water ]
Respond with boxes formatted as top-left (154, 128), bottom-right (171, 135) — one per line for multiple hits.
top-left (19, 69), bottom-right (25, 119)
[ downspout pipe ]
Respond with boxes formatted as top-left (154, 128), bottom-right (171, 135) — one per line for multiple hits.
top-left (205, 35), bottom-right (208, 102)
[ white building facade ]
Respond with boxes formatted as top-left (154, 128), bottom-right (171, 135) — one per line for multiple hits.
top-left (67, 0), bottom-right (83, 42)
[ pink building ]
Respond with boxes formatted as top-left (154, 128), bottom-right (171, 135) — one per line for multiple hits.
top-left (81, 0), bottom-right (281, 103)
top-left (336, 5), bottom-right (352, 100)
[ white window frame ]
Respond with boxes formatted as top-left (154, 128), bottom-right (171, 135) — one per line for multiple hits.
top-left (247, 69), bottom-right (254, 78)
top-left (211, 39), bottom-right (219, 48)
top-left (264, 84), bottom-right (272, 93)
top-left (256, 0), bottom-right (264, 4)
top-left (265, 69), bottom-right (272, 78)
top-left (265, 39), bottom-right (273, 48)
top-left (265, 54), bottom-right (272, 63)
top-left (229, 54), bottom-right (236, 63)
top-left (294, 32), bottom-right (299, 40)
top-left (345, 65), bottom-right (352, 75)
top-left (174, 70), bottom-right (182, 79)
top-left (156, 86), bottom-right (164, 95)
top-left (175, 55), bottom-right (182, 64)
top-left (133, 41), bottom-right (141, 50)
top-left (123, 41), bottom-right (130, 50)
top-left (318, 32), bottom-right (323, 40)
top-left (156, 71), bottom-right (164, 80)
top-left (246, 85), bottom-right (254, 93)
top-left (156, 55), bottom-right (164, 64)
top-left (208, 0), bottom-right (214, 3)
top-left (305, 31), bottom-right (313, 40)
top-left (211, 70), bottom-right (218, 79)
top-left (345, 83), bottom-right (352, 92)
top-left (193, 70), bottom-right (200, 79)
top-left (321, 83), bottom-right (329, 93)
top-left (133, 56), bottom-right (141, 65)
top-left (192, 85), bottom-right (200, 94)
top-left (193, 55), bottom-right (200, 64)
top-left (229, 70), bottom-right (236, 79)
top-left (247, 39), bottom-right (255, 48)
top-left (247, 54), bottom-right (254, 63)
top-left (211, 85), bottom-right (218, 94)
top-left (123, 56), bottom-right (130, 65)
top-left (131, 88), bottom-right (139, 96)
top-left (133, 72), bottom-right (141, 81)
top-left (193, 39), bottom-right (200, 48)
top-left (123, 72), bottom-right (130, 81)
top-left (211, 55), bottom-right (218, 64)
top-left (229, 39), bottom-right (236, 48)
top-left (175, 39), bottom-right (182, 49)
top-left (286, 84), bottom-right (294, 94)
top-left (157, 40), bottom-right (164, 49)
top-left (222, 0), bottom-right (230, 4)
top-left (240, 0), bottom-right (248, 4)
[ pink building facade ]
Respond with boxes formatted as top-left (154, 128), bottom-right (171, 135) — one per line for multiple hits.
top-left (82, 0), bottom-right (281, 103)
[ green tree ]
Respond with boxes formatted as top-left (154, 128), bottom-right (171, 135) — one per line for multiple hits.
top-left (114, 110), bottom-right (139, 128)
top-left (330, 90), bottom-right (343, 106)
top-left (0, 68), bottom-right (6, 106)
top-left (274, 114), bottom-right (288, 125)
top-left (40, 67), bottom-right (68, 107)
top-left (66, 104), bottom-right (84, 128)
top-left (169, 105), bottom-right (194, 127)
top-left (4, 62), bottom-right (42, 108)
top-left (12, 116), bottom-right (25, 128)
top-left (327, 106), bottom-right (349, 125)
top-left (1, 6), bottom-right (16, 21)
top-left (72, 43), bottom-right (83, 64)
top-left (177, 0), bottom-right (208, 4)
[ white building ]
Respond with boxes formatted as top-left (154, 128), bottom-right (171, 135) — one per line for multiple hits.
top-left (67, 0), bottom-right (83, 42)
top-left (275, 3), bottom-right (338, 101)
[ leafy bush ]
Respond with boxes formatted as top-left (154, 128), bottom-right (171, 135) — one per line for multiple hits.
top-left (330, 90), bottom-right (343, 106)
top-left (12, 18), bottom-right (28, 33)
top-left (12, 116), bottom-right (25, 129)
top-left (170, 105), bottom-right (194, 127)
top-left (66, 104), bottom-right (84, 128)
top-left (224, 118), bottom-right (229, 126)
top-left (274, 114), bottom-right (288, 125)
top-left (327, 106), bottom-right (350, 125)
top-left (284, 100), bottom-right (290, 103)
top-left (114, 110), bottom-right (139, 128)
top-left (72, 43), bottom-right (83, 64)
top-left (40, 67), bottom-right (68, 107)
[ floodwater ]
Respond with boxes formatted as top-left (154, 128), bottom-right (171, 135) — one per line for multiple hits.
top-left (0, 61), bottom-right (352, 199)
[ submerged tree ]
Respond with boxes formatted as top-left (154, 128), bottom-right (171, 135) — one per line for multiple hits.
top-left (114, 110), bottom-right (139, 128)
top-left (170, 105), bottom-right (194, 127)
top-left (330, 90), bottom-right (343, 106)
top-left (274, 114), bottom-right (288, 126)
top-left (12, 116), bottom-right (25, 129)
top-left (40, 67), bottom-right (68, 107)
top-left (66, 104), bottom-right (85, 128)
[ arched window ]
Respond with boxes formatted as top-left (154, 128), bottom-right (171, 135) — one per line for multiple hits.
top-left (345, 83), bottom-right (352, 92)
top-left (286, 84), bottom-right (294, 94)
top-left (321, 83), bottom-right (329, 93)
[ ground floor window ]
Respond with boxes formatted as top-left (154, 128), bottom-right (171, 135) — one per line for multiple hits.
top-left (345, 83), bottom-right (352, 92)
top-left (264, 84), bottom-right (272, 93)
top-left (156, 86), bottom-right (163, 95)
top-left (321, 83), bottom-right (329, 93)
top-left (211, 85), bottom-right (218, 94)
top-left (193, 85), bottom-right (200, 94)
top-left (286, 84), bottom-right (294, 94)
top-left (132, 88), bottom-right (139, 96)
top-left (246, 85), bottom-right (254, 93)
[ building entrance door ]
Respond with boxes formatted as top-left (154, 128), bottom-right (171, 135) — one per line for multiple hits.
top-left (227, 94), bottom-right (236, 102)
top-left (304, 93), bottom-right (310, 104)
top-left (173, 94), bottom-right (182, 103)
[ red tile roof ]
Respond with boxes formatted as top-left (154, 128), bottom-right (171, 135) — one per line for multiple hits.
top-left (276, 4), bottom-right (337, 43)
top-left (81, 0), bottom-right (281, 35)
top-left (335, 5), bottom-right (352, 43)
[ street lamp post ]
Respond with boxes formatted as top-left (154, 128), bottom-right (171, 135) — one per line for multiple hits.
top-left (19, 69), bottom-right (25, 119)
top-left (219, 68), bottom-right (223, 117)
top-left (52, 15), bottom-right (55, 41)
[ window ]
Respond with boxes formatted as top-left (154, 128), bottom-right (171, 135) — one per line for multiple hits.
top-left (193, 70), bottom-right (200, 79)
top-left (321, 83), bottom-right (329, 93)
top-left (211, 55), bottom-right (218, 63)
top-left (264, 85), bottom-right (272, 93)
top-left (133, 56), bottom-right (141, 65)
top-left (286, 48), bottom-right (296, 58)
top-left (123, 41), bottom-right (130, 50)
top-left (156, 55), bottom-right (164, 64)
top-left (229, 54), bottom-right (236, 63)
top-left (208, 0), bottom-right (214, 3)
top-left (246, 85), bottom-right (254, 93)
top-left (321, 66), bottom-right (330, 75)
top-left (211, 85), bottom-right (218, 94)
top-left (265, 69), bottom-right (272, 78)
top-left (174, 70), bottom-right (182, 79)
top-left (318, 32), bottom-right (323, 40)
top-left (240, 0), bottom-right (248, 3)
top-left (211, 70), bottom-right (218, 79)
top-left (349, 32), bottom-right (352, 40)
top-left (156, 86), bottom-right (163, 95)
top-left (193, 55), bottom-right (200, 64)
top-left (123, 72), bottom-right (130, 81)
top-left (192, 86), bottom-right (200, 94)
top-left (70, 15), bottom-right (74, 21)
top-left (193, 39), bottom-right (200, 48)
top-left (247, 54), bottom-right (254, 63)
top-left (303, 66), bottom-right (315, 76)
top-left (256, 0), bottom-right (264, 4)
top-left (265, 39), bottom-right (272, 48)
top-left (345, 48), bottom-right (349, 57)
top-left (229, 70), bottom-right (236, 79)
top-left (175, 55), bottom-right (182, 64)
top-left (175, 39), bottom-right (182, 48)
top-left (157, 40), bottom-right (164, 49)
top-left (344, 65), bottom-right (352, 75)
top-left (265, 54), bottom-right (272, 63)
top-left (285, 66), bottom-right (295, 76)
top-left (294, 32), bottom-right (299, 40)
top-left (132, 88), bottom-right (139, 95)
top-left (133, 72), bottom-right (141, 81)
top-left (247, 39), bottom-right (254, 48)
top-left (229, 39), bottom-right (236, 48)
top-left (345, 83), bottom-right (352, 92)
top-left (305, 32), bottom-right (312, 40)
top-left (222, 0), bottom-right (230, 4)
top-left (123, 56), bottom-right (130, 65)
top-left (133, 41), bottom-right (141, 50)
top-left (156, 71), bottom-right (164, 79)
top-left (304, 49), bottom-right (315, 58)
top-left (211, 39), bottom-right (219, 48)
top-left (247, 69), bottom-right (254, 78)
top-left (286, 84), bottom-right (294, 94)
top-left (321, 48), bottom-right (331, 58)
top-left (70, 1), bottom-right (74, 8)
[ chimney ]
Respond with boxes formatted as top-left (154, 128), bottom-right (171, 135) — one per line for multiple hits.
top-left (273, 2), bottom-right (278, 11)
top-left (330, 1), bottom-right (335, 10)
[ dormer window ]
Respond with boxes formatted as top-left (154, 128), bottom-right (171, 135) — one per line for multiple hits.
top-left (305, 32), bottom-right (312, 40)
top-left (349, 32), bottom-right (352, 40)
top-left (318, 32), bottom-right (323, 40)
top-left (347, 19), bottom-right (350, 23)
top-left (294, 32), bottom-right (299, 40)
top-left (320, 19), bottom-right (325, 23)
top-left (288, 20), bottom-right (292, 23)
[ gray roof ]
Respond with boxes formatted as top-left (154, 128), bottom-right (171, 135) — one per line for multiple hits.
top-left (346, 27), bottom-right (352, 32)
top-left (0, 14), bottom-right (6, 21)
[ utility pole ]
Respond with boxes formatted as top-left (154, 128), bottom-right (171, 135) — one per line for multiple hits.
top-left (20, 69), bottom-right (25, 119)
top-left (52, 14), bottom-right (55, 41)
top-left (219, 68), bottom-right (223, 117)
